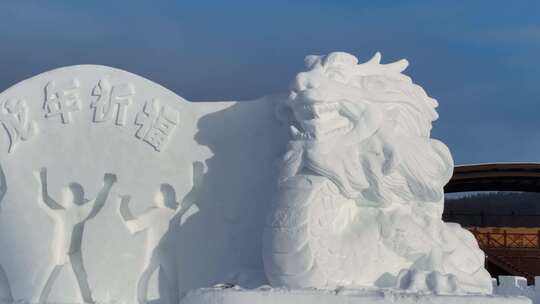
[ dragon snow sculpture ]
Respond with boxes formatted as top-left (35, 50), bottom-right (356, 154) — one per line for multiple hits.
top-left (263, 52), bottom-right (492, 294)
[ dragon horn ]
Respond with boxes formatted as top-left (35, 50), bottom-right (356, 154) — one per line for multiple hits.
top-left (357, 52), bottom-right (409, 73)
top-left (386, 59), bottom-right (409, 73)
top-left (368, 52), bottom-right (382, 64)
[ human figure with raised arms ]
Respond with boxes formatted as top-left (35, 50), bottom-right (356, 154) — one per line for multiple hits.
top-left (35, 168), bottom-right (116, 304)
top-left (118, 162), bottom-right (204, 304)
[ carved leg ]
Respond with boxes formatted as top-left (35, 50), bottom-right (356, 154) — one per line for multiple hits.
top-left (70, 252), bottom-right (94, 304)
top-left (137, 259), bottom-right (159, 304)
top-left (38, 264), bottom-right (63, 304)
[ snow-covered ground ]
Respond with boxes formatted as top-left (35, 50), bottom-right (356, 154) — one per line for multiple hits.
top-left (177, 276), bottom-right (540, 304)
top-left (180, 282), bottom-right (532, 304)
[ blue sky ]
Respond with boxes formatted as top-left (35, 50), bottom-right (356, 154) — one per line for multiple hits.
top-left (0, 1), bottom-right (539, 165)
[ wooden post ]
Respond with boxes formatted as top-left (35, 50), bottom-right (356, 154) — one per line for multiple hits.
top-left (504, 230), bottom-right (507, 247)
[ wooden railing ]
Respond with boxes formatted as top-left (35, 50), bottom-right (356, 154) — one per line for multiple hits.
top-left (444, 212), bottom-right (540, 227)
top-left (468, 228), bottom-right (540, 249)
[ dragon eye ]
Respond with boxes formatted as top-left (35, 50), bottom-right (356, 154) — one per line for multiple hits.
top-left (327, 69), bottom-right (347, 83)
top-left (363, 76), bottom-right (386, 91)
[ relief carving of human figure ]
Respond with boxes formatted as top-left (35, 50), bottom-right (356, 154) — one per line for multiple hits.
top-left (35, 168), bottom-right (116, 304)
top-left (263, 52), bottom-right (493, 294)
top-left (118, 162), bottom-right (204, 304)
top-left (0, 165), bottom-right (13, 304)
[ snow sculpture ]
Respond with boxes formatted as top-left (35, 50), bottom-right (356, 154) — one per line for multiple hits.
top-left (1, 53), bottom-right (520, 304)
top-left (0, 65), bottom-right (287, 304)
top-left (263, 52), bottom-right (493, 294)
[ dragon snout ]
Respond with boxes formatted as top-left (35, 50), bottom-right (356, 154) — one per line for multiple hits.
top-left (293, 72), bottom-right (321, 92)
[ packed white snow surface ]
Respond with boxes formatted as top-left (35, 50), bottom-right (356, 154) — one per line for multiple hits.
top-left (180, 286), bottom-right (531, 304)
top-left (0, 65), bottom-right (287, 304)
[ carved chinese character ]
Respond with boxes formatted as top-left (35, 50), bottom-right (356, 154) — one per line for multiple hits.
top-left (135, 99), bottom-right (179, 152)
top-left (91, 79), bottom-right (135, 126)
top-left (0, 99), bottom-right (35, 153)
top-left (43, 79), bottom-right (81, 124)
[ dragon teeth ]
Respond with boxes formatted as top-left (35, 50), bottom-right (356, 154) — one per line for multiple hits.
top-left (300, 102), bottom-right (339, 118)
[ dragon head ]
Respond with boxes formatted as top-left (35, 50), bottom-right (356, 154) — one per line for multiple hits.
top-left (278, 52), bottom-right (453, 208)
